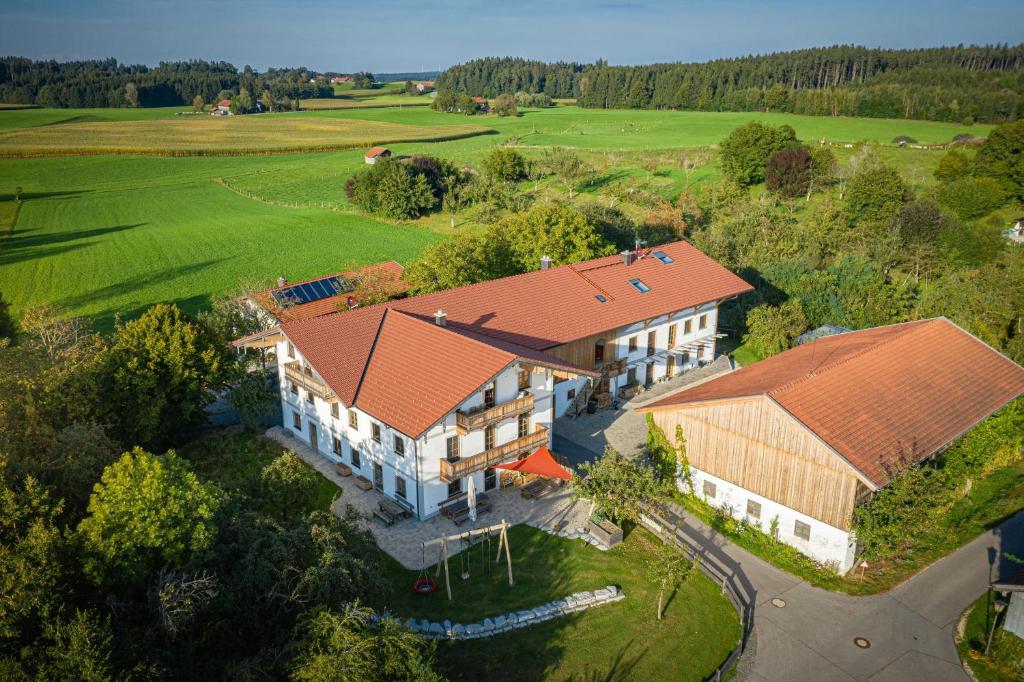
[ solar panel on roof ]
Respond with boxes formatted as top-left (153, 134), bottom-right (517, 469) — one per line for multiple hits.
top-left (271, 275), bottom-right (354, 307)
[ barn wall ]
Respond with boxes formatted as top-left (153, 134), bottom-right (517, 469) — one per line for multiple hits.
top-left (650, 396), bottom-right (863, 530)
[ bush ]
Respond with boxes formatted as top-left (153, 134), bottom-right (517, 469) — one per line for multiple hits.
top-left (742, 299), bottom-right (807, 357)
top-left (514, 91), bottom-right (552, 108)
top-left (937, 176), bottom-right (1006, 219)
top-left (481, 146), bottom-right (526, 181)
top-left (719, 121), bottom-right (796, 186)
top-left (765, 146), bottom-right (812, 197)
top-left (892, 135), bottom-right (917, 145)
top-left (492, 94), bottom-right (517, 117)
top-left (974, 120), bottom-right (1024, 200)
top-left (845, 163), bottom-right (909, 225)
top-left (344, 158), bottom-right (437, 219)
top-left (898, 199), bottom-right (946, 245)
top-left (934, 149), bottom-right (971, 182)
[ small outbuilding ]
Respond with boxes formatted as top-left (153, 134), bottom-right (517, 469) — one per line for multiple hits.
top-left (211, 99), bottom-right (232, 116)
top-left (364, 146), bottom-right (392, 164)
top-left (473, 96), bottom-right (490, 113)
top-left (1005, 218), bottom-right (1024, 244)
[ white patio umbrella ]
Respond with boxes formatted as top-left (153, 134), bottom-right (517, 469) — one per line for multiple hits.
top-left (466, 475), bottom-right (477, 523)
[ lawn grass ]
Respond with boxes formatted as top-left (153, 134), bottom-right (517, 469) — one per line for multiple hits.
top-left (958, 590), bottom-right (1024, 682)
top-left (679, 460), bottom-right (1024, 595)
top-left (372, 524), bottom-right (741, 682)
top-left (299, 96), bottom-right (430, 110)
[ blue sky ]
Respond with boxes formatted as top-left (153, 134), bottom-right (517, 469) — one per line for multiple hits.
top-left (1, 0), bottom-right (1021, 73)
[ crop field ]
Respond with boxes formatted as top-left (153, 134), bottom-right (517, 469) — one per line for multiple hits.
top-left (0, 112), bottom-right (491, 156)
top-left (0, 103), bottom-right (989, 330)
top-left (298, 95), bottom-right (430, 110)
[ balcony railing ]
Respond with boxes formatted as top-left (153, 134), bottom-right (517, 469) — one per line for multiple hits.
top-left (600, 358), bottom-right (626, 375)
top-left (440, 426), bottom-right (549, 482)
top-left (455, 391), bottom-right (534, 434)
top-left (283, 361), bottom-right (337, 402)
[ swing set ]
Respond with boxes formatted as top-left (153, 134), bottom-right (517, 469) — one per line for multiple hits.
top-left (413, 519), bottom-right (514, 601)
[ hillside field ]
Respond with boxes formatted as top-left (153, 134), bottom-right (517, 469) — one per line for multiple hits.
top-left (0, 104), bottom-right (990, 331)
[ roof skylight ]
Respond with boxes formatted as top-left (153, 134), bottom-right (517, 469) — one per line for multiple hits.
top-left (629, 279), bottom-right (650, 293)
top-left (653, 251), bottom-right (673, 264)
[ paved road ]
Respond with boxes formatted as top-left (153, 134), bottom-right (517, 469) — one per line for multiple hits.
top-left (655, 503), bottom-right (1024, 681)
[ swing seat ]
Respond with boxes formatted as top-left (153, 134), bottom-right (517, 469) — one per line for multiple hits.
top-left (413, 577), bottom-right (437, 594)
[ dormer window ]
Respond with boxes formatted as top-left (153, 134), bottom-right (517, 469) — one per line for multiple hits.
top-left (629, 279), bottom-right (650, 293)
top-left (653, 251), bottom-right (673, 264)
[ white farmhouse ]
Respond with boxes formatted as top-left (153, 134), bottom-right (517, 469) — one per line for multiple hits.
top-left (240, 241), bottom-right (752, 520)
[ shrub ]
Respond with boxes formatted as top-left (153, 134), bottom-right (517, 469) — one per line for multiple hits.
top-left (845, 163), bottom-right (909, 225)
top-left (892, 135), bottom-right (917, 145)
top-left (934, 149), bottom-right (972, 182)
top-left (719, 121), bottom-right (796, 186)
top-left (742, 299), bottom-right (807, 357)
top-left (974, 120), bottom-right (1024, 200)
top-left (898, 199), bottom-right (946, 245)
top-left (765, 146), bottom-right (812, 197)
top-left (344, 158), bottom-right (437, 219)
top-left (481, 146), bottom-right (526, 181)
top-left (937, 176), bottom-right (1006, 219)
top-left (492, 94), bottom-right (517, 117)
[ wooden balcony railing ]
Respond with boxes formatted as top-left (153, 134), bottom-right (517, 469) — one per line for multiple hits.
top-left (455, 391), bottom-right (534, 435)
top-left (283, 361), bottom-right (337, 402)
top-left (440, 426), bottom-right (549, 482)
top-left (600, 358), bottom-right (626, 375)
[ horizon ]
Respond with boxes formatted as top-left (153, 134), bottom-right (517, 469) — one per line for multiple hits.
top-left (2, 0), bottom-right (1023, 74)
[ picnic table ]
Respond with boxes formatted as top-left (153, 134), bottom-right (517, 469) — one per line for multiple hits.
top-left (373, 497), bottom-right (413, 527)
top-left (520, 478), bottom-right (559, 499)
top-left (438, 492), bottom-right (492, 526)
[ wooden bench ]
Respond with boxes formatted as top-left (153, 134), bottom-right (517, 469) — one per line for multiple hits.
top-left (334, 462), bottom-right (353, 477)
top-left (354, 475), bottom-right (373, 491)
top-left (373, 508), bottom-right (395, 526)
top-left (380, 498), bottom-right (411, 521)
top-left (520, 478), bottom-right (558, 499)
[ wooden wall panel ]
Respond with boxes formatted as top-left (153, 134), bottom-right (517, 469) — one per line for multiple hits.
top-left (651, 397), bottom-right (862, 530)
top-left (546, 330), bottom-right (618, 370)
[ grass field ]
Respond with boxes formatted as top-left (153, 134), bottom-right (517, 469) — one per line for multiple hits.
top-left (958, 591), bottom-right (1024, 682)
top-left (0, 112), bottom-right (491, 156)
top-left (0, 104), bottom-right (990, 330)
top-left (299, 96), bottom-right (431, 110)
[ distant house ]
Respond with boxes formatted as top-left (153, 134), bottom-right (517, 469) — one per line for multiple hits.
top-left (473, 96), bottom-right (490, 113)
top-left (364, 146), bottom-right (392, 164)
top-left (211, 99), bottom-right (232, 116)
top-left (639, 318), bottom-right (1024, 574)
top-left (1006, 218), bottom-right (1024, 244)
top-left (331, 75), bottom-right (352, 84)
top-left (416, 82), bottom-right (433, 93)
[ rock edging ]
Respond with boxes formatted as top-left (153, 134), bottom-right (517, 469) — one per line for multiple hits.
top-left (524, 520), bottom-right (613, 550)
top-left (395, 585), bottom-right (625, 640)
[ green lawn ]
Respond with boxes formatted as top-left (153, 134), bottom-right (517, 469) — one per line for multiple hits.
top-left (958, 591), bottom-right (1024, 682)
top-left (0, 104), bottom-right (986, 330)
top-left (374, 524), bottom-right (740, 682)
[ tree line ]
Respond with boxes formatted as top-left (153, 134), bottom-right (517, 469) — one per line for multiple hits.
top-left (434, 45), bottom-right (1024, 123)
top-left (0, 58), bottom-right (337, 108)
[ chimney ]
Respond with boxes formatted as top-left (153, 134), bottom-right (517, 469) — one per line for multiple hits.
top-left (540, 255), bottom-right (552, 270)
top-left (620, 250), bottom-right (634, 266)
top-left (434, 309), bottom-right (447, 327)
top-left (277, 276), bottom-right (287, 288)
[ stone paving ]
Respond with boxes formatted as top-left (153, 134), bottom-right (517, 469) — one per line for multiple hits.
top-left (266, 426), bottom-right (596, 570)
top-left (552, 354), bottom-right (734, 459)
top-left (388, 585), bottom-right (626, 640)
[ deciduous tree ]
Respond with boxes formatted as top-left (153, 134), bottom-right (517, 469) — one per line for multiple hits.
top-left (719, 121), bottom-right (795, 186)
top-left (742, 299), bottom-right (807, 357)
top-left (260, 451), bottom-right (323, 520)
top-left (572, 448), bottom-right (663, 524)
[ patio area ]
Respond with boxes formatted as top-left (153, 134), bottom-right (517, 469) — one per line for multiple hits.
top-left (265, 426), bottom-right (593, 569)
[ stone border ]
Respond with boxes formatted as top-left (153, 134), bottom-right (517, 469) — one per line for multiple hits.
top-left (392, 585), bottom-right (625, 640)
top-left (524, 520), bottom-right (613, 550)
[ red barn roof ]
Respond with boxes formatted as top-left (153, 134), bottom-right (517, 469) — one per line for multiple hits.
top-left (364, 146), bottom-right (391, 158)
top-left (640, 318), bottom-right (1024, 487)
top-left (217, 99), bottom-right (231, 107)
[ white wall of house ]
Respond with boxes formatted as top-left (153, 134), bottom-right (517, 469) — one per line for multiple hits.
top-left (552, 301), bottom-right (720, 418)
top-left (684, 466), bottom-right (858, 574)
top-left (277, 334), bottom-right (556, 520)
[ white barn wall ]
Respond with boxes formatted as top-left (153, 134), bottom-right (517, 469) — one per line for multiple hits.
top-left (686, 466), bottom-right (858, 574)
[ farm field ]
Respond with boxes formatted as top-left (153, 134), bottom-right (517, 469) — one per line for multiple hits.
top-left (298, 95), bottom-right (430, 110)
top-left (0, 104), bottom-right (990, 331)
top-left (0, 112), bottom-right (491, 156)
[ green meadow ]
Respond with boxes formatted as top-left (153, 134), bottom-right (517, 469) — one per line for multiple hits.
top-left (0, 103), bottom-right (989, 331)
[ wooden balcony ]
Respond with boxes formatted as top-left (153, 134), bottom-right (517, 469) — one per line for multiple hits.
top-left (440, 426), bottom-right (549, 482)
top-left (283, 361), bottom-right (337, 402)
top-left (455, 391), bottom-right (534, 435)
top-left (600, 358), bottom-right (626, 375)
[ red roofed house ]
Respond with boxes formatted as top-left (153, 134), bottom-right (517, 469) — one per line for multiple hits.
top-left (240, 242), bottom-right (752, 520)
top-left (364, 146), bottom-right (391, 164)
top-left (638, 318), bottom-right (1024, 573)
top-left (473, 96), bottom-right (489, 112)
top-left (211, 99), bottom-right (232, 116)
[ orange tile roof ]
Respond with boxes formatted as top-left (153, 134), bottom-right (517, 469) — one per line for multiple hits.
top-left (390, 241), bottom-right (752, 350)
top-left (365, 146), bottom-right (391, 158)
top-left (255, 261), bottom-right (407, 323)
top-left (641, 318), bottom-right (1024, 486)
top-left (281, 240), bottom-right (750, 437)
